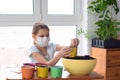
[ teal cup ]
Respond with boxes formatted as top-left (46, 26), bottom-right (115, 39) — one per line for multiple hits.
top-left (50, 66), bottom-right (63, 78)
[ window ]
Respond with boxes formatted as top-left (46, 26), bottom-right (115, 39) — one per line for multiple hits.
top-left (48, 0), bottom-right (74, 15)
top-left (49, 26), bottom-right (76, 46)
top-left (0, 0), bottom-right (33, 14)
top-left (0, 0), bottom-right (40, 26)
top-left (42, 0), bottom-right (80, 25)
top-left (0, 26), bottom-right (76, 49)
top-left (0, 26), bottom-right (77, 64)
top-left (0, 0), bottom-right (83, 64)
top-left (0, 27), bottom-right (32, 49)
top-left (0, 0), bottom-right (80, 26)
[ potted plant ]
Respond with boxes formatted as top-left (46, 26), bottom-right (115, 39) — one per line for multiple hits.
top-left (88, 0), bottom-right (120, 48)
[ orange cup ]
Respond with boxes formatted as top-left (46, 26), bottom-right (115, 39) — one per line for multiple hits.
top-left (21, 66), bottom-right (35, 79)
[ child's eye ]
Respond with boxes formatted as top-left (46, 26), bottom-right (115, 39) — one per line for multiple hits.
top-left (39, 34), bottom-right (49, 37)
top-left (39, 35), bottom-right (44, 37)
top-left (46, 35), bottom-right (49, 37)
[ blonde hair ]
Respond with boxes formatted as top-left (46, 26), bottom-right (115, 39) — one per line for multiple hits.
top-left (32, 22), bottom-right (49, 35)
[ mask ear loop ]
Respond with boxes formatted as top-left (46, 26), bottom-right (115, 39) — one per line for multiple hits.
top-left (45, 37), bottom-right (50, 42)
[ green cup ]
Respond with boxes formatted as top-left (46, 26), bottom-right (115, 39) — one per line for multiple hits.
top-left (50, 66), bottom-right (63, 78)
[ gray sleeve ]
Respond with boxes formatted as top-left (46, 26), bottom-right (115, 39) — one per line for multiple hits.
top-left (28, 45), bottom-right (39, 57)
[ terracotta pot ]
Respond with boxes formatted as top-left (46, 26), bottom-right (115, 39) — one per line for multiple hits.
top-left (21, 65), bottom-right (35, 79)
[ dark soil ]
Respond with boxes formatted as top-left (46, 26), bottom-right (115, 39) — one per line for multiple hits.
top-left (64, 55), bottom-right (95, 60)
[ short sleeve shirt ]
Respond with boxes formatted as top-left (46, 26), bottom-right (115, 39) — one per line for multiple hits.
top-left (28, 42), bottom-right (56, 63)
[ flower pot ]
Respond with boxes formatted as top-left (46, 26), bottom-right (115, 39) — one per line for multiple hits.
top-left (69, 47), bottom-right (77, 58)
top-left (50, 65), bottom-right (63, 78)
top-left (21, 66), bottom-right (35, 79)
top-left (36, 65), bottom-right (49, 78)
top-left (92, 38), bottom-right (120, 48)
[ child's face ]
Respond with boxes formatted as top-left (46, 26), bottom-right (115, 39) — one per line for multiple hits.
top-left (34, 29), bottom-right (49, 40)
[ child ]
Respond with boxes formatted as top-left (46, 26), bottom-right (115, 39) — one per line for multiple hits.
top-left (28, 22), bottom-right (79, 66)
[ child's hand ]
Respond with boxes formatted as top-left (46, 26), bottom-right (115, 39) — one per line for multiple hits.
top-left (70, 38), bottom-right (79, 47)
top-left (59, 46), bottom-right (72, 57)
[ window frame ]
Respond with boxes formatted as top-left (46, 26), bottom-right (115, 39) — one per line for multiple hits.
top-left (41, 0), bottom-right (81, 26)
top-left (0, 0), bottom-right (41, 26)
top-left (0, 0), bottom-right (89, 59)
top-left (0, 0), bottom-right (81, 26)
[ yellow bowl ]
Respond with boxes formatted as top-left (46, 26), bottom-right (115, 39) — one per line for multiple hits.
top-left (62, 56), bottom-right (97, 76)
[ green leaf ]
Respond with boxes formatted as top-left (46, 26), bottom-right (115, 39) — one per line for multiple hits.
top-left (91, 1), bottom-right (97, 4)
top-left (88, 6), bottom-right (93, 9)
top-left (88, 0), bottom-right (120, 40)
top-left (99, 15), bottom-right (103, 18)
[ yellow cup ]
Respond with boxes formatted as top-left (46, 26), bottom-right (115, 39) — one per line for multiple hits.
top-left (36, 66), bottom-right (49, 78)
top-left (69, 47), bottom-right (77, 58)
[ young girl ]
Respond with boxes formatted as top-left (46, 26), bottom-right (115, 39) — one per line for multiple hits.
top-left (28, 22), bottom-right (79, 66)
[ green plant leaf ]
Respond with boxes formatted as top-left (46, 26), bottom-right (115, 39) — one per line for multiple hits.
top-left (88, 0), bottom-right (120, 40)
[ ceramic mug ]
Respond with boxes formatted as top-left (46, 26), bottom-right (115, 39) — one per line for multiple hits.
top-left (69, 47), bottom-right (77, 58)
top-left (50, 65), bottom-right (63, 78)
top-left (21, 65), bottom-right (35, 79)
top-left (36, 65), bottom-right (49, 78)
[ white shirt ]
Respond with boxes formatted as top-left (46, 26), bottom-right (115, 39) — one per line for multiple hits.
top-left (28, 42), bottom-right (56, 63)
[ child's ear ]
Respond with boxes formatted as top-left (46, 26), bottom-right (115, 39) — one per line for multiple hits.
top-left (32, 34), bottom-right (36, 39)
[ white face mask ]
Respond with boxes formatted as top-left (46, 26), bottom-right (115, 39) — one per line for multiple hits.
top-left (36, 37), bottom-right (50, 47)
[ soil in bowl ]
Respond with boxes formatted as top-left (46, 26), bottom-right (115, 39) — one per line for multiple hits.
top-left (64, 55), bottom-right (95, 60)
